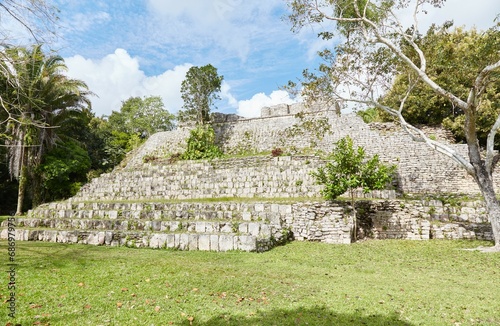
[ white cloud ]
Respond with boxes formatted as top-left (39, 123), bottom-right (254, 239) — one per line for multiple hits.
top-left (64, 49), bottom-right (191, 117)
top-left (237, 90), bottom-right (298, 118)
top-left (220, 81), bottom-right (238, 108)
top-left (397, 0), bottom-right (499, 32)
top-left (145, 0), bottom-right (286, 61)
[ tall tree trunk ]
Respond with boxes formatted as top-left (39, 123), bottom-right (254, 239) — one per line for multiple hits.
top-left (15, 150), bottom-right (28, 216)
top-left (351, 190), bottom-right (357, 242)
top-left (465, 111), bottom-right (500, 249)
top-left (474, 165), bottom-right (500, 249)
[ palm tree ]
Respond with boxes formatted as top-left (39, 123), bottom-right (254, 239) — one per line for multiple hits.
top-left (0, 45), bottom-right (91, 214)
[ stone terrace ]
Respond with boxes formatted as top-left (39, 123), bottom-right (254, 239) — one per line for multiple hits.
top-left (1, 103), bottom-right (495, 251)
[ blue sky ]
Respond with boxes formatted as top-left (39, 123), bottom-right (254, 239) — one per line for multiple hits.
top-left (14, 0), bottom-right (500, 118)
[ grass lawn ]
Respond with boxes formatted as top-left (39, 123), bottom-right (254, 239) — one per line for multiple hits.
top-left (1, 240), bottom-right (499, 325)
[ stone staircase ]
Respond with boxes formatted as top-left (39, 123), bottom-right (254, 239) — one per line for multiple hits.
top-left (3, 156), bottom-right (331, 252)
top-left (5, 200), bottom-right (295, 252)
top-left (73, 155), bottom-right (324, 202)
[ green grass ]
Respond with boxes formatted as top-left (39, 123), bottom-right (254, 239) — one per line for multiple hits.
top-left (1, 240), bottom-right (499, 325)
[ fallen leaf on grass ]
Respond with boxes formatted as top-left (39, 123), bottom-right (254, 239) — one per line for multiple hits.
top-left (121, 288), bottom-right (128, 292)
top-left (84, 305), bottom-right (91, 310)
top-left (116, 302), bottom-right (123, 308)
top-left (78, 282), bottom-right (84, 287)
top-left (155, 306), bottom-right (161, 312)
top-left (30, 304), bottom-right (42, 309)
top-left (187, 316), bottom-right (194, 325)
top-left (192, 288), bottom-right (199, 292)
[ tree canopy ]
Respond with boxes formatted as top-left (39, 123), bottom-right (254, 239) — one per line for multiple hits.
top-left (179, 64), bottom-right (223, 125)
top-left (380, 24), bottom-right (500, 146)
top-left (0, 45), bottom-right (91, 214)
top-left (108, 96), bottom-right (175, 137)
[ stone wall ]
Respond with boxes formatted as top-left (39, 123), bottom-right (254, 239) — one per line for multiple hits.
top-left (123, 103), bottom-right (500, 196)
top-left (5, 198), bottom-right (491, 250)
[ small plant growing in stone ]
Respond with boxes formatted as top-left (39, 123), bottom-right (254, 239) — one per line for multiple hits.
top-left (231, 222), bottom-right (240, 234)
top-left (311, 136), bottom-right (396, 241)
top-left (271, 148), bottom-right (283, 157)
top-left (142, 154), bottom-right (158, 163)
top-left (168, 152), bottom-right (182, 164)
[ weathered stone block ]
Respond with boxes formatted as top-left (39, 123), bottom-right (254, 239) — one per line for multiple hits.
top-left (188, 234), bottom-right (199, 250)
top-left (179, 234), bottom-right (189, 250)
top-left (242, 212), bottom-right (252, 221)
top-left (210, 235), bottom-right (219, 251)
top-left (166, 234), bottom-right (176, 249)
top-left (235, 235), bottom-right (256, 251)
top-left (219, 235), bottom-right (234, 251)
top-left (248, 223), bottom-right (260, 236)
top-left (198, 234), bottom-right (211, 251)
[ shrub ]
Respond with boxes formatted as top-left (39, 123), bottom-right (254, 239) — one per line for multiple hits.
top-left (181, 125), bottom-right (223, 160)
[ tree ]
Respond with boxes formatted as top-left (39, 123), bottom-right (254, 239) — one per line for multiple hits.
top-left (108, 96), bottom-right (174, 137)
top-left (312, 136), bottom-right (395, 241)
top-left (179, 64), bottom-right (223, 125)
top-left (380, 24), bottom-right (500, 144)
top-left (0, 45), bottom-right (91, 214)
top-left (37, 139), bottom-right (91, 201)
top-left (286, 0), bottom-right (500, 250)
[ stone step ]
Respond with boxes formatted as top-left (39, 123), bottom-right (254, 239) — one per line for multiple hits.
top-left (11, 218), bottom-right (276, 238)
top-left (72, 156), bottom-right (325, 201)
top-left (0, 228), bottom-right (274, 252)
top-left (27, 201), bottom-right (295, 224)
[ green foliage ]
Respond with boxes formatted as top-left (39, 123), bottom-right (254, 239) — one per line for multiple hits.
top-left (381, 24), bottom-right (500, 145)
top-left (181, 125), bottom-right (223, 160)
top-left (0, 45), bottom-right (91, 212)
top-left (38, 140), bottom-right (91, 200)
top-left (356, 107), bottom-right (382, 123)
top-left (312, 136), bottom-right (395, 201)
top-left (332, 0), bottom-right (394, 37)
top-left (178, 64), bottom-right (223, 125)
top-left (107, 96), bottom-right (174, 137)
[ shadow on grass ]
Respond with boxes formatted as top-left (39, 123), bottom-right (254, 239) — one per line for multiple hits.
top-left (5, 241), bottom-right (99, 269)
top-left (199, 306), bottom-right (413, 326)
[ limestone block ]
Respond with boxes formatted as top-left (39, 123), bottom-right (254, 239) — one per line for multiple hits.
top-left (166, 234), bottom-right (176, 249)
top-left (219, 235), bottom-right (234, 251)
top-left (260, 224), bottom-right (271, 237)
top-left (235, 235), bottom-right (256, 251)
top-left (105, 231), bottom-right (114, 245)
top-left (188, 234), bottom-right (199, 250)
top-left (254, 203), bottom-right (265, 212)
top-left (179, 234), bottom-right (189, 250)
top-left (248, 223), bottom-right (261, 236)
top-left (87, 232), bottom-right (106, 245)
top-left (149, 234), bottom-right (167, 248)
top-left (220, 223), bottom-right (233, 233)
top-left (210, 235), bottom-right (219, 251)
top-left (242, 212), bottom-right (252, 221)
top-left (238, 223), bottom-right (248, 233)
top-left (198, 234), bottom-right (211, 251)
top-left (279, 205), bottom-right (292, 214)
top-left (195, 222), bottom-right (206, 233)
